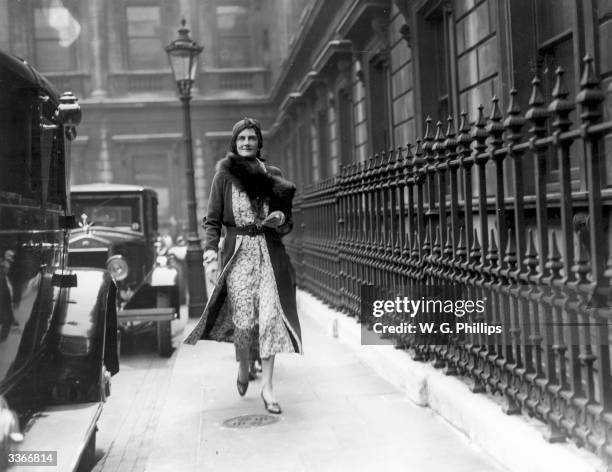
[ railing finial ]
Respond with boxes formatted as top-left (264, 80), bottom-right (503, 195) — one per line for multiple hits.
top-left (489, 95), bottom-right (503, 122)
top-left (523, 229), bottom-right (538, 275)
top-left (546, 231), bottom-right (563, 280)
top-left (552, 67), bottom-right (569, 100)
top-left (487, 229), bottom-right (499, 267)
top-left (579, 53), bottom-right (598, 89)
top-left (504, 228), bottom-right (518, 271)
top-left (456, 226), bottom-right (467, 261)
top-left (470, 229), bottom-right (481, 263)
top-left (528, 76), bottom-right (545, 109)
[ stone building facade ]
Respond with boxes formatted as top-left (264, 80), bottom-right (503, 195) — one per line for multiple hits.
top-left (266, 0), bottom-right (612, 193)
top-left (1, 0), bottom-right (308, 233)
top-left (2, 0), bottom-right (611, 232)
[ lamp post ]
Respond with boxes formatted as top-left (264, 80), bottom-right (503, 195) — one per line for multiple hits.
top-left (165, 19), bottom-right (206, 318)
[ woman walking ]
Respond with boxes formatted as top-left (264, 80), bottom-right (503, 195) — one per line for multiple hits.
top-left (184, 118), bottom-right (302, 414)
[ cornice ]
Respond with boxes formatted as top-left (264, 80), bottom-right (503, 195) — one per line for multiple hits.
top-left (279, 92), bottom-right (305, 115)
top-left (336, 0), bottom-right (390, 41)
top-left (297, 71), bottom-right (326, 97)
top-left (311, 39), bottom-right (353, 76)
top-left (111, 133), bottom-right (182, 143)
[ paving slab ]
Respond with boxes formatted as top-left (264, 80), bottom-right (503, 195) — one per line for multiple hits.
top-left (145, 294), bottom-right (508, 472)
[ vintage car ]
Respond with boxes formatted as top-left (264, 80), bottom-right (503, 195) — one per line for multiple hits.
top-left (68, 184), bottom-right (180, 358)
top-left (0, 50), bottom-right (118, 470)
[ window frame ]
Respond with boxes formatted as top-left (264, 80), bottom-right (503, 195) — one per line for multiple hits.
top-left (32, 3), bottom-right (80, 73)
top-left (213, 0), bottom-right (253, 69)
top-left (124, 3), bottom-right (165, 71)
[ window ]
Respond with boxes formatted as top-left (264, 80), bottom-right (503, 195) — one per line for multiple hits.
top-left (337, 88), bottom-right (354, 166)
top-left (316, 110), bottom-right (329, 180)
top-left (298, 123), bottom-right (311, 183)
top-left (368, 55), bottom-right (392, 154)
top-left (126, 6), bottom-right (165, 70)
top-left (433, 17), bottom-right (450, 120)
top-left (310, 120), bottom-right (320, 182)
top-left (33, 5), bottom-right (79, 72)
top-left (216, 1), bottom-right (251, 68)
top-left (534, 0), bottom-right (581, 188)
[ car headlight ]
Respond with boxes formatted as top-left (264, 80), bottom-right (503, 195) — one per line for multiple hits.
top-left (106, 255), bottom-right (129, 281)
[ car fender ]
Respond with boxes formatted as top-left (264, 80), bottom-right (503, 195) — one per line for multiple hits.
top-left (58, 268), bottom-right (118, 375)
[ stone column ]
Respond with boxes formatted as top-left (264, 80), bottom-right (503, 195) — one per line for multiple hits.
top-left (97, 127), bottom-right (113, 183)
top-left (194, 136), bottom-right (206, 226)
top-left (89, 0), bottom-right (107, 98)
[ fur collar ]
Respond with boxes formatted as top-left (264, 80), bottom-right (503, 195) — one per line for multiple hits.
top-left (216, 153), bottom-right (296, 205)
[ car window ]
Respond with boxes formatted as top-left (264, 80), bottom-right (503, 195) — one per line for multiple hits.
top-left (71, 195), bottom-right (143, 231)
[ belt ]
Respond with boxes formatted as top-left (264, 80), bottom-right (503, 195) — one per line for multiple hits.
top-left (235, 224), bottom-right (266, 237)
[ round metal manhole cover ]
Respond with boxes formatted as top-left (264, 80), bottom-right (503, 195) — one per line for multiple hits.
top-left (222, 414), bottom-right (280, 429)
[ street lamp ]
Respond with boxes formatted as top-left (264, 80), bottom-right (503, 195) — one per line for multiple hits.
top-left (165, 18), bottom-right (206, 318)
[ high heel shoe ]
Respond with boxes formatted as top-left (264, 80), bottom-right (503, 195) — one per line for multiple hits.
top-left (261, 391), bottom-right (282, 414)
top-left (237, 375), bottom-right (248, 397)
top-left (248, 367), bottom-right (258, 381)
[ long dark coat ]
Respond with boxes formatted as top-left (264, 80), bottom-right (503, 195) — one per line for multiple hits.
top-left (183, 154), bottom-right (302, 353)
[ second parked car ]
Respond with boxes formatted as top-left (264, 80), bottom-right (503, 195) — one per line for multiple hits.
top-left (69, 184), bottom-right (180, 357)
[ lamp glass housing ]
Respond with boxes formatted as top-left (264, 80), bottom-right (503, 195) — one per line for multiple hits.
top-left (165, 20), bottom-right (203, 91)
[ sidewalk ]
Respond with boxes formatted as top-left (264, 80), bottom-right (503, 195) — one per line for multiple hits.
top-left (144, 293), bottom-right (508, 472)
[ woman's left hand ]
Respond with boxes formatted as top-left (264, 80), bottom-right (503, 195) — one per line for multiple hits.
top-left (262, 211), bottom-right (285, 228)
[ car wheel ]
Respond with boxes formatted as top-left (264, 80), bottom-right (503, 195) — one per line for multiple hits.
top-left (157, 320), bottom-right (172, 357)
top-left (156, 290), bottom-right (174, 357)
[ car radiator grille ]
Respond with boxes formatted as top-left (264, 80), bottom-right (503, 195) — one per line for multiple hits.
top-left (68, 249), bottom-right (108, 269)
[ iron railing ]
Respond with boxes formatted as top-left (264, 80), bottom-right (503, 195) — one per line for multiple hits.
top-left (289, 56), bottom-right (612, 460)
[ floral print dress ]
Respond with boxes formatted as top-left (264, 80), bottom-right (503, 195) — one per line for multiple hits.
top-left (225, 185), bottom-right (296, 357)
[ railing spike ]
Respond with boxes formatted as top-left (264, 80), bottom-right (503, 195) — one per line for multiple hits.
top-left (475, 104), bottom-right (486, 127)
top-left (434, 120), bottom-right (444, 142)
top-left (444, 225), bottom-right (453, 256)
top-left (411, 230), bottom-right (420, 255)
top-left (446, 115), bottom-right (456, 138)
top-left (405, 142), bottom-right (413, 160)
top-left (580, 53), bottom-right (598, 88)
top-left (396, 146), bottom-right (404, 162)
top-left (503, 227), bottom-right (517, 270)
top-left (459, 110), bottom-right (470, 134)
top-left (424, 115), bottom-right (434, 140)
top-left (507, 88), bottom-right (521, 116)
top-left (552, 67), bottom-right (569, 100)
top-left (576, 53), bottom-right (605, 121)
top-left (433, 225), bottom-right (442, 258)
top-left (490, 95), bottom-right (503, 122)
top-left (549, 67), bottom-right (574, 132)
top-left (487, 228), bottom-right (499, 267)
top-left (523, 228), bottom-right (538, 275)
top-left (546, 231), bottom-right (564, 279)
top-left (528, 76), bottom-right (546, 108)
top-left (456, 226), bottom-right (467, 261)
top-left (572, 239), bottom-right (591, 285)
top-left (457, 111), bottom-right (472, 156)
top-left (470, 229), bottom-right (481, 262)
top-left (414, 138), bottom-right (423, 157)
top-left (526, 76), bottom-right (549, 130)
top-left (505, 89), bottom-right (526, 142)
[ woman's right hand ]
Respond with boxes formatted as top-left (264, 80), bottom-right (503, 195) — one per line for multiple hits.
top-left (205, 260), bottom-right (218, 286)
